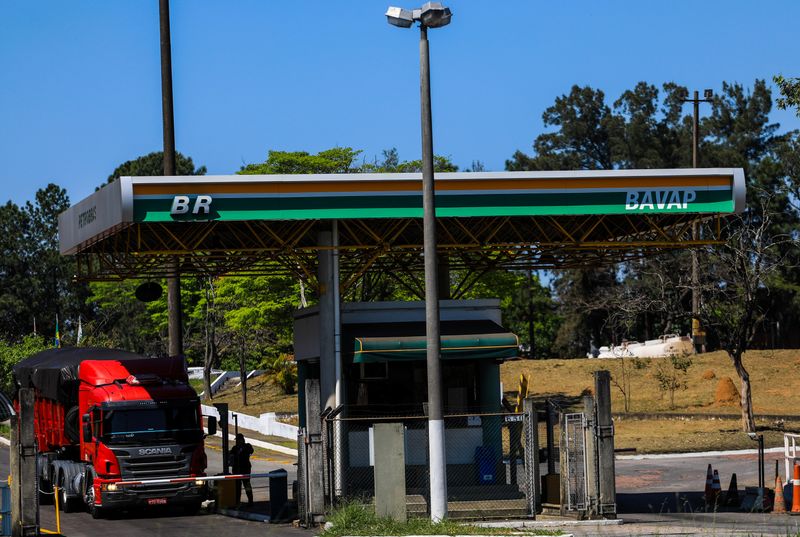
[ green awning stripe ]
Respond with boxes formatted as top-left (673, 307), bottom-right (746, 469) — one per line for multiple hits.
top-left (353, 333), bottom-right (519, 363)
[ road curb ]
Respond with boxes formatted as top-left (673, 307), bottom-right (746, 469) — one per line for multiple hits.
top-left (475, 518), bottom-right (623, 527)
top-left (617, 446), bottom-right (784, 460)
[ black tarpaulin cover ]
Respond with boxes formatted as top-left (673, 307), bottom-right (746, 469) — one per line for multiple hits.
top-left (13, 347), bottom-right (150, 404)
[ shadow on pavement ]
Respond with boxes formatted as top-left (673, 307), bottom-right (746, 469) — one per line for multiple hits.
top-left (617, 491), bottom-right (706, 513)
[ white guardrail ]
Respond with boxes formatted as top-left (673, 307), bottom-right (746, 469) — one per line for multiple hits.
top-left (201, 404), bottom-right (298, 441)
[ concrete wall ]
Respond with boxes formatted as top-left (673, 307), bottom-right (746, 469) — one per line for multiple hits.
top-left (201, 404), bottom-right (298, 440)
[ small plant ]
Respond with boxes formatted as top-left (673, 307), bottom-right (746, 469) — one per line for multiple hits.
top-left (610, 356), bottom-right (649, 413)
top-left (321, 501), bottom-right (563, 537)
top-left (653, 353), bottom-right (693, 409)
top-left (263, 353), bottom-right (298, 395)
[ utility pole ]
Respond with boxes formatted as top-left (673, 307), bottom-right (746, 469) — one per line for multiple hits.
top-left (159, 0), bottom-right (182, 358)
top-left (681, 89), bottom-right (713, 354)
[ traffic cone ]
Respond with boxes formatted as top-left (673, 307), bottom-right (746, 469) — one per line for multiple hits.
top-left (792, 463), bottom-right (800, 514)
top-left (704, 464), bottom-right (714, 506)
top-left (774, 475), bottom-right (787, 514)
top-left (725, 473), bottom-right (739, 507)
top-left (712, 470), bottom-right (722, 505)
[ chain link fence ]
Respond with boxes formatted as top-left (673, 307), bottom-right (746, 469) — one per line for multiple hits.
top-left (321, 409), bottom-right (535, 519)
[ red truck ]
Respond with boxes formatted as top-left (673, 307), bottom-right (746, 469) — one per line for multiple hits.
top-left (13, 347), bottom-right (213, 518)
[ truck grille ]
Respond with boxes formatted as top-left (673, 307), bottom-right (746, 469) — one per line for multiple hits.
top-left (113, 446), bottom-right (193, 480)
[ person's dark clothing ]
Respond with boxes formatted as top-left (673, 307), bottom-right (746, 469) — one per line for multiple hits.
top-left (230, 443), bottom-right (254, 473)
top-left (229, 441), bottom-right (254, 505)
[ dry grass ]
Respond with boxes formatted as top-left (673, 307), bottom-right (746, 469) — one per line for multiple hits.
top-left (204, 374), bottom-right (298, 415)
top-left (501, 349), bottom-right (800, 416)
top-left (614, 417), bottom-right (800, 454)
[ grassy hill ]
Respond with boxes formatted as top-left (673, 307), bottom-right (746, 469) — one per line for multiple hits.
top-left (209, 349), bottom-right (800, 453)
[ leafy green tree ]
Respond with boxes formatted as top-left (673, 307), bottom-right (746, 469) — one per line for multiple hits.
top-left (106, 151), bottom-right (206, 184)
top-left (774, 75), bottom-right (800, 117)
top-left (239, 147), bottom-right (362, 175)
top-left (0, 334), bottom-right (49, 393)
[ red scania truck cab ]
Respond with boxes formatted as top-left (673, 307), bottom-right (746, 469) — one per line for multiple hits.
top-left (13, 348), bottom-right (210, 518)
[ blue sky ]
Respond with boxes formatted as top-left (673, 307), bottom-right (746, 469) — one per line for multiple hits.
top-left (2, 0), bottom-right (798, 206)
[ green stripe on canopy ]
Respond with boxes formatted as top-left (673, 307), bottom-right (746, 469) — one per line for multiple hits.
top-left (353, 333), bottom-right (519, 363)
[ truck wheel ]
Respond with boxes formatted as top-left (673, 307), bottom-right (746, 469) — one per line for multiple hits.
top-left (58, 473), bottom-right (75, 513)
top-left (85, 477), bottom-right (104, 519)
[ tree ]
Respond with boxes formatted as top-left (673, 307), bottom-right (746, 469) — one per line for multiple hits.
top-left (0, 184), bottom-right (90, 342)
top-left (653, 353), bottom-right (693, 410)
top-left (106, 151), bottom-right (206, 184)
top-left (700, 192), bottom-right (795, 431)
top-left (0, 334), bottom-right (49, 393)
top-left (507, 79), bottom-right (800, 359)
top-left (240, 147), bottom-right (362, 175)
top-left (86, 152), bottom-right (207, 360)
top-left (774, 75), bottom-right (800, 117)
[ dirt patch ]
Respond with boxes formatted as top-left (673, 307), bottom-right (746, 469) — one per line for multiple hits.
top-left (615, 470), bottom-right (664, 489)
top-left (702, 369), bottom-right (716, 380)
top-left (714, 376), bottom-right (740, 407)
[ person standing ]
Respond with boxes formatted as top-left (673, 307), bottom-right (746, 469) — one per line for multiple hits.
top-left (229, 433), bottom-right (254, 506)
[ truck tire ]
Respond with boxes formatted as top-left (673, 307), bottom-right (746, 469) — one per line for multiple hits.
top-left (84, 474), bottom-right (104, 519)
top-left (58, 472), bottom-right (76, 513)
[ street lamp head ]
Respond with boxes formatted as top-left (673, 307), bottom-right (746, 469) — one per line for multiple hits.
top-left (386, 6), bottom-right (414, 27)
top-left (387, 3), bottom-right (451, 29)
top-left (420, 2), bottom-right (452, 28)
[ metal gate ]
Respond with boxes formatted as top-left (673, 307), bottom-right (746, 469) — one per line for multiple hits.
top-left (296, 430), bottom-right (308, 526)
top-left (563, 412), bottom-right (588, 511)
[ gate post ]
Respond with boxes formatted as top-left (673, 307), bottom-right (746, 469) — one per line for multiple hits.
top-left (522, 397), bottom-right (540, 517)
top-left (14, 389), bottom-right (38, 537)
top-left (594, 370), bottom-right (616, 517)
top-left (304, 379), bottom-right (326, 524)
top-left (583, 395), bottom-right (599, 518)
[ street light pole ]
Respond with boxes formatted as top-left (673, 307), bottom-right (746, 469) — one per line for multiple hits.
top-left (159, 0), bottom-right (183, 358)
top-left (418, 23), bottom-right (447, 522)
top-left (386, 3), bottom-right (452, 521)
top-left (681, 89), bottom-right (713, 355)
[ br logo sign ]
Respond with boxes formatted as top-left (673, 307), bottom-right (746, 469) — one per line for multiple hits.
top-left (171, 195), bottom-right (213, 215)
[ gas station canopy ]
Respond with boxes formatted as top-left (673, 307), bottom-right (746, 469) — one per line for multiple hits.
top-left (59, 168), bottom-right (745, 293)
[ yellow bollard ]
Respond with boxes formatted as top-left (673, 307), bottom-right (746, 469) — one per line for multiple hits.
top-left (52, 486), bottom-right (61, 535)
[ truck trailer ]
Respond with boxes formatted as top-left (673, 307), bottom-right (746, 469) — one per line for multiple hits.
top-left (13, 347), bottom-right (211, 518)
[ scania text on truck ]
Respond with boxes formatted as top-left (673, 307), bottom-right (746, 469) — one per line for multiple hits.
top-left (13, 348), bottom-right (215, 518)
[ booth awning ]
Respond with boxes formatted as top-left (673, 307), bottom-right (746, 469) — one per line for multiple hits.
top-left (353, 332), bottom-right (519, 363)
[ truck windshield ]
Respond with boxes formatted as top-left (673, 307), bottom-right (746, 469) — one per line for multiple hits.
top-left (102, 406), bottom-right (201, 444)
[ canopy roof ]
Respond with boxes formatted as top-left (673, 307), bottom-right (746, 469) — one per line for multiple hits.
top-left (58, 169), bottom-right (745, 293)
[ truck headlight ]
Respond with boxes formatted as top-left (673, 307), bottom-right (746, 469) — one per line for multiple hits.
top-left (195, 480), bottom-right (205, 486)
top-left (107, 483), bottom-right (118, 492)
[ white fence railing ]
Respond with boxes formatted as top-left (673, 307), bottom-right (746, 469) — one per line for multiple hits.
top-left (192, 369), bottom-right (267, 397)
top-left (201, 404), bottom-right (298, 440)
top-left (785, 433), bottom-right (800, 483)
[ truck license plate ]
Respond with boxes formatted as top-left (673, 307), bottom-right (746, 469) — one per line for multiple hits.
top-left (147, 498), bottom-right (167, 505)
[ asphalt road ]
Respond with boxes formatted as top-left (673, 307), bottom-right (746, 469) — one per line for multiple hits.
top-left (0, 444), bottom-right (310, 537)
top-left (4, 441), bottom-right (799, 536)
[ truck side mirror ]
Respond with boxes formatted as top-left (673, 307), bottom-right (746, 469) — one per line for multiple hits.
top-left (82, 413), bottom-right (92, 443)
top-left (207, 416), bottom-right (217, 436)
